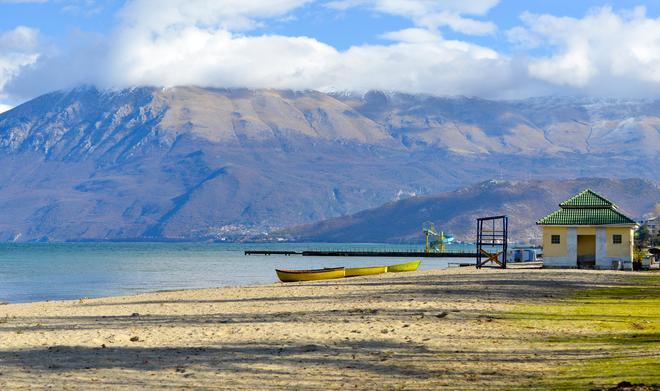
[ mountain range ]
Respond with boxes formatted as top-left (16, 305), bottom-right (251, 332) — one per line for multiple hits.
top-left (283, 178), bottom-right (659, 244)
top-left (0, 86), bottom-right (657, 241)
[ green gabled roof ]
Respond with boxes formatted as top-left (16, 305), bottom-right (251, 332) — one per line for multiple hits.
top-left (537, 207), bottom-right (637, 225)
top-left (537, 188), bottom-right (636, 226)
top-left (559, 189), bottom-right (614, 208)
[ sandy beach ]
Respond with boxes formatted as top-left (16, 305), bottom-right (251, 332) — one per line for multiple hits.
top-left (0, 268), bottom-right (658, 390)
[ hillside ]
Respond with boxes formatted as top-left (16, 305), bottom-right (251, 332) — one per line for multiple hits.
top-left (0, 86), bottom-right (658, 241)
top-left (282, 178), bottom-right (660, 243)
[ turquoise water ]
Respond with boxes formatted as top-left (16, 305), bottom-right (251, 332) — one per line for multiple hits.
top-left (0, 242), bottom-right (476, 303)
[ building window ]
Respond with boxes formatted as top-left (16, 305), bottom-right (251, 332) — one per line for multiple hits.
top-left (551, 235), bottom-right (561, 244)
top-left (613, 234), bottom-right (622, 244)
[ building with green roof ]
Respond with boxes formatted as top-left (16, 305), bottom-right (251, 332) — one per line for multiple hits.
top-left (536, 189), bottom-right (637, 269)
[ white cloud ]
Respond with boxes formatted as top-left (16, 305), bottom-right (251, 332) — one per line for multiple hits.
top-left (98, 21), bottom-right (507, 97)
top-left (0, 26), bottom-right (40, 106)
top-left (326, 0), bottom-right (498, 16)
top-left (82, 0), bottom-right (509, 97)
top-left (103, 29), bottom-right (337, 90)
top-left (417, 11), bottom-right (496, 36)
top-left (323, 40), bottom-right (508, 95)
top-left (380, 28), bottom-right (441, 44)
top-left (0, 103), bottom-right (13, 113)
top-left (4, 3), bottom-right (660, 102)
top-left (0, 25), bottom-right (39, 50)
top-left (54, 0), bottom-right (502, 98)
top-left (327, 0), bottom-right (499, 35)
top-left (513, 6), bottom-right (660, 92)
top-left (118, 0), bottom-right (312, 32)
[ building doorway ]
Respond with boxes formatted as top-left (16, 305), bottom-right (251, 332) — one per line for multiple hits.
top-left (577, 235), bottom-right (596, 268)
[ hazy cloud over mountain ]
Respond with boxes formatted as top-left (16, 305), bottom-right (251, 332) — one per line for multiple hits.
top-left (2, 1), bottom-right (660, 110)
top-left (0, 26), bottom-right (40, 112)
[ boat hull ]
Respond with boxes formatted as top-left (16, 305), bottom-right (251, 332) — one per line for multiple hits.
top-left (387, 260), bottom-right (421, 273)
top-left (345, 266), bottom-right (388, 277)
top-left (276, 268), bottom-right (345, 283)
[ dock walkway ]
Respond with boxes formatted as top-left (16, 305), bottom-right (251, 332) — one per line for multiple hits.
top-left (245, 249), bottom-right (478, 258)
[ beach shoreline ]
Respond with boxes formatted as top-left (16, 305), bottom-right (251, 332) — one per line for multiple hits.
top-left (0, 268), bottom-right (657, 389)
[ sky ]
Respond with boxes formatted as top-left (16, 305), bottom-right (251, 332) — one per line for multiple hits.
top-left (2, 1), bottom-right (660, 112)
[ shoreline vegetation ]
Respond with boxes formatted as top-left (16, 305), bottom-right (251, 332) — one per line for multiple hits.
top-left (0, 268), bottom-right (658, 389)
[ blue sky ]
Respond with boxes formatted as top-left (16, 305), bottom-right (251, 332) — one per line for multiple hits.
top-left (3, 1), bottom-right (659, 51)
top-left (2, 0), bottom-right (660, 111)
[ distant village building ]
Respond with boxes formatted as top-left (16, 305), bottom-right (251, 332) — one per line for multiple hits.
top-left (536, 189), bottom-right (637, 270)
top-left (638, 216), bottom-right (659, 243)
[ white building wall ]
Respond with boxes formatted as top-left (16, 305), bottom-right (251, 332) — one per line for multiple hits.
top-left (543, 255), bottom-right (575, 267)
top-left (567, 227), bottom-right (576, 263)
top-left (595, 228), bottom-right (608, 269)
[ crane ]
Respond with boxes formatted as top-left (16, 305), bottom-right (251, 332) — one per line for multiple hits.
top-left (423, 222), bottom-right (453, 253)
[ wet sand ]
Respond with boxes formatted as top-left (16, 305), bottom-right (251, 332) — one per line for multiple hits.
top-left (0, 268), bottom-right (646, 389)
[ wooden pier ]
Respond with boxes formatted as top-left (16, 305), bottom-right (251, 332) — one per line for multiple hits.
top-left (245, 249), bottom-right (478, 258)
top-left (244, 250), bottom-right (300, 256)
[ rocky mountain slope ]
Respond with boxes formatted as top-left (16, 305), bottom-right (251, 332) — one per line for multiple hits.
top-left (283, 178), bottom-right (660, 243)
top-left (340, 91), bottom-right (660, 156)
top-left (0, 87), bottom-right (657, 241)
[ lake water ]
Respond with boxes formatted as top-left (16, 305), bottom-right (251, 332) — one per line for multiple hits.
top-left (0, 242), bottom-right (476, 303)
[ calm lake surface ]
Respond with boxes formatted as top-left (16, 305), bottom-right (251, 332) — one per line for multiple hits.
top-left (0, 242), bottom-right (476, 303)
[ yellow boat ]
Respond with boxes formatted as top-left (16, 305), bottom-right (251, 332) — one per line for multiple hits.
top-left (276, 267), bottom-right (345, 283)
top-left (345, 265), bottom-right (388, 277)
top-left (387, 260), bottom-right (421, 273)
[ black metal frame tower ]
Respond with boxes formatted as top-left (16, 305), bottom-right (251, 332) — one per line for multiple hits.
top-left (476, 215), bottom-right (508, 269)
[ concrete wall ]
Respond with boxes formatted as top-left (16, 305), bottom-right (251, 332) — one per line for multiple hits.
top-left (595, 228), bottom-right (608, 269)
